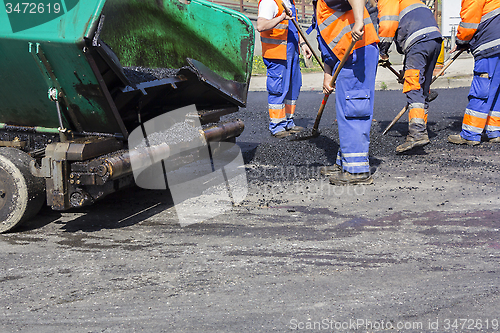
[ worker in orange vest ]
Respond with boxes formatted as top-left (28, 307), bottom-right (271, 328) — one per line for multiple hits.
top-left (314, 0), bottom-right (379, 185)
top-left (258, 0), bottom-right (312, 138)
top-left (448, 0), bottom-right (500, 146)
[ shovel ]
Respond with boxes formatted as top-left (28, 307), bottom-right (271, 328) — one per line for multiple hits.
top-left (379, 59), bottom-right (404, 83)
top-left (290, 40), bottom-right (356, 141)
top-left (381, 49), bottom-right (465, 135)
top-left (281, 1), bottom-right (324, 71)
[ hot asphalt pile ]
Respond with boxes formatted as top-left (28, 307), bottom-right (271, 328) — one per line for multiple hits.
top-left (237, 89), bottom-right (500, 182)
top-left (123, 66), bottom-right (186, 82)
top-left (134, 122), bottom-right (202, 148)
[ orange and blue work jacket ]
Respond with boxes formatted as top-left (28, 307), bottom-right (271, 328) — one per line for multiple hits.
top-left (260, 0), bottom-right (294, 60)
top-left (456, 0), bottom-right (500, 60)
top-left (316, 0), bottom-right (379, 60)
top-left (378, 0), bottom-right (441, 57)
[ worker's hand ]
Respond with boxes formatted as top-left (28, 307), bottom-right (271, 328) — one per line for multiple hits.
top-left (450, 43), bottom-right (469, 53)
top-left (257, 14), bottom-right (291, 31)
top-left (301, 43), bottom-right (313, 59)
top-left (351, 21), bottom-right (364, 42)
top-left (323, 72), bottom-right (335, 94)
top-left (279, 11), bottom-right (293, 21)
top-left (378, 56), bottom-right (390, 67)
top-left (281, 3), bottom-right (293, 18)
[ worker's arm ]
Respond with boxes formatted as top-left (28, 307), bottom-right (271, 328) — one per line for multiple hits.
top-left (347, 0), bottom-right (365, 41)
top-left (454, 0), bottom-right (484, 51)
top-left (323, 63), bottom-right (335, 94)
top-left (299, 36), bottom-right (313, 59)
top-left (257, 12), bottom-right (291, 32)
top-left (377, 0), bottom-right (398, 59)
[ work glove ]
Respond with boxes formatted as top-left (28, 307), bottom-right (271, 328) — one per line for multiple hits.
top-left (455, 42), bottom-right (470, 51)
top-left (378, 59), bottom-right (390, 68)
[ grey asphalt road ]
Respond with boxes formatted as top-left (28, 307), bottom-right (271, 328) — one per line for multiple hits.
top-left (1, 89), bottom-right (499, 333)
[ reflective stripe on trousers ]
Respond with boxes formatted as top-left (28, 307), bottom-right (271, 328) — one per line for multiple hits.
top-left (461, 54), bottom-right (500, 140)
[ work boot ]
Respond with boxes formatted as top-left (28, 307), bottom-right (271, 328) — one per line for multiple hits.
top-left (396, 120), bottom-right (430, 153)
top-left (329, 171), bottom-right (373, 185)
top-left (396, 134), bottom-right (430, 152)
top-left (427, 90), bottom-right (439, 103)
top-left (272, 130), bottom-right (290, 138)
top-left (319, 164), bottom-right (342, 176)
top-left (447, 134), bottom-right (480, 146)
top-left (489, 137), bottom-right (500, 143)
top-left (287, 125), bottom-right (304, 133)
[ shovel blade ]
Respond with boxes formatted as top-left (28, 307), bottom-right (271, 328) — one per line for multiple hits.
top-left (288, 128), bottom-right (320, 141)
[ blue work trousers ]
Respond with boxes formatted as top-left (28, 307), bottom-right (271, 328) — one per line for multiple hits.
top-left (323, 44), bottom-right (379, 174)
top-left (460, 55), bottom-right (500, 141)
top-left (403, 39), bottom-right (441, 137)
top-left (264, 16), bottom-right (302, 134)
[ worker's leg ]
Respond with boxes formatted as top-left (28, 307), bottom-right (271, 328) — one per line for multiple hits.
top-left (397, 39), bottom-right (440, 152)
top-left (333, 44), bottom-right (378, 178)
top-left (452, 57), bottom-right (493, 143)
top-left (284, 18), bottom-right (302, 131)
top-left (485, 55), bottom-right (500, 141)
top-left (420, 39), bottom-right (442, 106)
top-left (264, 58), bottom-right (287, 135)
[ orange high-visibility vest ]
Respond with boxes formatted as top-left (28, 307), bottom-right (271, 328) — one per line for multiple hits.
top-left (457, 0), bottom-right (500, 59)
top-left (316, 0), bottom-right (379, 60)
top-left (260, 0), bottom-right (290, 60)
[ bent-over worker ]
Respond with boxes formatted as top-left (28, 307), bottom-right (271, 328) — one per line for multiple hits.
top-left (377, 0), bottom-right (443, 153)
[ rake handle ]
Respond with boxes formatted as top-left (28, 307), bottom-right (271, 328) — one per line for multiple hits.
top-left (312, 40), bottom-right (356, 134)
top-left (386, 63), bottom-right (404, 82)
top-left (431, 48), bottom-right (465, 85)
top-left (281, 2), bottom-right (325, 71)
top-left (382, 105), bottom-right (407, 135)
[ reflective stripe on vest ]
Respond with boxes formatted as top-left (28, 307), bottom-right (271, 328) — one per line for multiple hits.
top-left (457, 0), bottom-right (500, 44)
top-left (380, 15), bottom-right (399, 22)
top-left (403, 26), bottom-right (441, 52)
top-left (473, 37), bottom-right (500, 57)
top-left (481, 7), bottom-right (500, 22)
top-left (316, 0), bottom-right (379, 60)
top-left (399, 2), bottom-right (427, 21)
top-left (459, 21), bottom-right (479, 30)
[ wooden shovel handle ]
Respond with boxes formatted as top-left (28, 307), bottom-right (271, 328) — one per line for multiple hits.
top-left (281, 1), bottom-right (324, 71)
top-left (312, 40), bottom-right (357, 133)
top-left (430, 49), bottom-right (465, 85)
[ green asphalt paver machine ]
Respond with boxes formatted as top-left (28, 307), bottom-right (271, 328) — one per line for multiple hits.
top-left (0, 0), bottom-right (254, 232)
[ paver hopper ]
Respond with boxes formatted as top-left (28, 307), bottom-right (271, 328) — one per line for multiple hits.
top-left (0, 0), bottom-right (254, 232)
